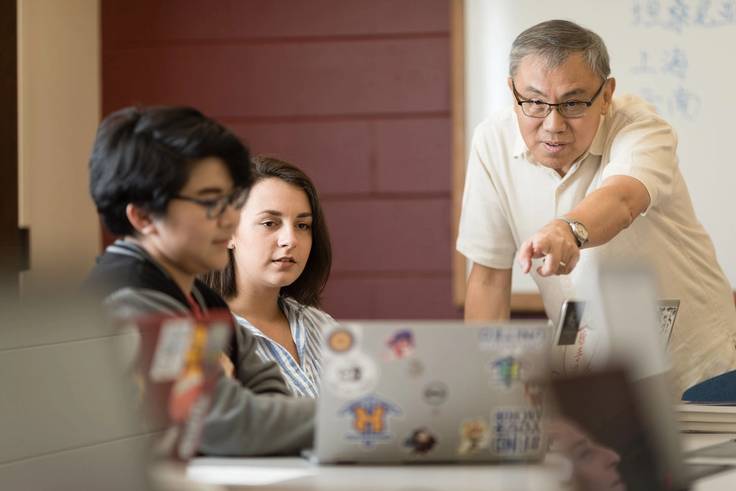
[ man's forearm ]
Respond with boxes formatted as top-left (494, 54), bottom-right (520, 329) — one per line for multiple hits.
top-left (464, 265), bottom-right (512, 321)
top-left (565, 176), bottom-right (650, 248)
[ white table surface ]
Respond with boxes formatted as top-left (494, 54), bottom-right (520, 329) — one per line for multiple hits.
top-left (151, 434), bottom-right (736, 491)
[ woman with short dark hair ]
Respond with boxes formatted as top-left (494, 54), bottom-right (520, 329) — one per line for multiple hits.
top-left (203, 156), bottom-right (334, 397)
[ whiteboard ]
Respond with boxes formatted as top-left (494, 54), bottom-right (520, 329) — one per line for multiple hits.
top-left (466, 0), bottom-right (736, 292)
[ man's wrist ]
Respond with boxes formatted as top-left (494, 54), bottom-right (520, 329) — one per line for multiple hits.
top-left (556, 217), bottom-right (589, 248)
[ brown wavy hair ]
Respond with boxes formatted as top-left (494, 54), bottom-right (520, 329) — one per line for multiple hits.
top-left (201, 155), bottom-right (332, 307)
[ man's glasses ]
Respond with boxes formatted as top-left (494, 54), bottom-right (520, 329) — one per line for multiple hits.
top-left (511, 79), bottom-right (608, 118)
top-left (173, 187), bottom-right (248, 219)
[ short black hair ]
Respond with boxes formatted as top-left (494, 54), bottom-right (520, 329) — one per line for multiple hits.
top-left (202, 156), bottom-right (332, 308)
top-left (89, 106), bottom-right (252, 236)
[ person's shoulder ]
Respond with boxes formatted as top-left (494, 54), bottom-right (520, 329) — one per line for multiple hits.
top-left (282, 297), bottom-right (336, 330)
top-left (83, 240), bottom-right (189, 317)
top-left (473, 106), bottom-right (517, 138)
top-left (610, 94), bottom-right (671, 126)
top-left (84, 243), bottom-right (162, 298)
top-left (192, 279), bottom-right (229, 310)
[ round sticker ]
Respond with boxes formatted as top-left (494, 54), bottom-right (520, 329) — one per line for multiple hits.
top-left (323, 353), bottom-right (379, 398)
top-left (327, 328), bottom-right (354, 354)
top-left (404, 427), bottom-right (437, 455)
top-left (423, 381), bottom-right (448, 406)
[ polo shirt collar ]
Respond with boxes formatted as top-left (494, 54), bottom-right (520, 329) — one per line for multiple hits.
top-left (588, 114), bottom-right (606, 156)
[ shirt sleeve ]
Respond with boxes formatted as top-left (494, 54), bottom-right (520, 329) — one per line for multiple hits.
top-left (198, 318), bottom-right (315, 455)
top-left (456, 123), bottom-right (517, 269)
top-left (602, 111), bottom-right (678, 214)
top-left (200, 378), bottom-right (315, 456)
top-left (231, 320), bottom-right (292, 394)
top-left (106, 287), bottom-right (313, 456)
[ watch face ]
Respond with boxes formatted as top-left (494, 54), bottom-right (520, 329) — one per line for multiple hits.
top-left (572, 222), bottom-right (589, 245)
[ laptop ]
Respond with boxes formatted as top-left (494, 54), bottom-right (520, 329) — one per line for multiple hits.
top-left (551, 297), bottom-right (680, 377)
top-left (548, 260), bottom-right (728, 490)
top-left (308, 320), bottom-right (551, 464)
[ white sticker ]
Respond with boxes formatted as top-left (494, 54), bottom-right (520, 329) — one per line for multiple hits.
top-left (478, 326), bottom-right (547, 351)
top-left (150, 318), bottom-right (194, 382)
top-left (490, 407), bottom-right (544, 457)
top-left (551, 323), bottom-right (607, 377)
top-left (323, 353), bottom-right (379, 398)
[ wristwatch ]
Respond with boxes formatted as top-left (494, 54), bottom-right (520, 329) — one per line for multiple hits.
top-left (558, 217), bottom-right (589, 248)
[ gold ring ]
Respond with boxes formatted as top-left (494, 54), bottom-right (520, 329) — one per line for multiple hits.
top-left (559, 260), bottom-right (567, 268)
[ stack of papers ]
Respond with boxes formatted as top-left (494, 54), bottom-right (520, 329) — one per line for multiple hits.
top-left (678, 404), bottom-right (736, 433)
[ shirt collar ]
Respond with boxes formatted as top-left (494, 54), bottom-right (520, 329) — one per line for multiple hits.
top-left (588, 114), bottom-right (606, 156)
top-left (510, 110), bottom-right (607, 160)
top-left (511, 111), bottom-right (528, 159)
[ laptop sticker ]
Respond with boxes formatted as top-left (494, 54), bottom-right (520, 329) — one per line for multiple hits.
top-left (491, 407), bottom-right (543, 457)
top-left (488, 355), bottom-right (525, 388)
top-left (657, 299), bottom-right (680, 346)
top-left (326, 327), bottom-right (355, 354)
top-left (404, 427), bottom-right (437, 455)
top-left (422, 381), bottom-right (448, 406)
top-left (149, 318), bottom-right (194, 382)
top-left (324, 353), bottom-right (379, 398)
top-left (385, 329), bottom-right (415, 360)
top-left (457, 419), bottom-right (491, 455)
top-left (340, 394), bottom-right (402, 447)
top-left (479, 326), bottom-right (547, 351)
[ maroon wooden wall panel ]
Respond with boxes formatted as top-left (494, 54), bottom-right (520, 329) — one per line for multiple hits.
top-left (103, 0), bottom-right (450, 44)
top-left (103, 40), bottom-right (449, 116)
top-left (324, 276), bottom-right (454, 319)
top-left (324, 199), bottom-right (450, 273)
top-left (374, 118), bottom-right (450, 193)
top-left (102, 0), bottom-right (460, 319)
top-left (229, 121), bottom-right (373, 195)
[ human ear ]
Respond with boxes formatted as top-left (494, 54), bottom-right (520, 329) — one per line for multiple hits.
top-left (601, 78), bottom-right (616, 114)
top-left (125, 203), bottom-right (157, 235)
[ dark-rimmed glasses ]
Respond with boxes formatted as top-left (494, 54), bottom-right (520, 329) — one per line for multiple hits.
top-left (511, 79), bottom-right (608, 118)
top-left (173, 187), bottom-right (248, 219)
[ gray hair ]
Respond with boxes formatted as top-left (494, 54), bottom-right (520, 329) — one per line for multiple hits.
top-left (509, 20), bottom-right (610, 80)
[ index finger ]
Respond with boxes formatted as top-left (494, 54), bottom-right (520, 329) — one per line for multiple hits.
top-left (517, 240), bottom-right (534, 274)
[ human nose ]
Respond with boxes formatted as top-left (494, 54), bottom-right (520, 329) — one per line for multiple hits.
top-left (601, 446), bottom-right (621, 466)
top-left (542, 106), bottom-right (567, 132)
top-left (277, 226), bottom-right (297, 248)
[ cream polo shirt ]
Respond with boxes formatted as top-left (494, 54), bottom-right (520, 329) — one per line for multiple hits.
top-left (457, 94), bottom-right (736, 394)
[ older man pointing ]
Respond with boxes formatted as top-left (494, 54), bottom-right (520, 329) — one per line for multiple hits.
top-left (457, 19), bottom-right (736, 396)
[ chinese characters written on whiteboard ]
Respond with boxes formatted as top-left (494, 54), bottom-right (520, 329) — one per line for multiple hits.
top-left (629, 46), bottom-right (701, 120)
top-left (632, 0), bottom-right (735, 31)
top-left (627, 0), bottom-right (736, 120)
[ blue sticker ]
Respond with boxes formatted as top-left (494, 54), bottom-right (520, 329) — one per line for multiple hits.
top-left (386, 329), bottom-right (415, 359)
top-left (489, 356), bottom-right (524, 388)
top-left (340, 394), bottom-right (402, 447)
top-left (491, 408), bottom-right (543, 456)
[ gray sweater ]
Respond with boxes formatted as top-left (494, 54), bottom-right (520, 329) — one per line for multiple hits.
top-left (87, 240), bottom-right (315, 456)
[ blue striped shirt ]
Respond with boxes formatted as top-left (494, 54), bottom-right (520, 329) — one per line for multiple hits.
top-left (233, 297), bottom-right (334, 398)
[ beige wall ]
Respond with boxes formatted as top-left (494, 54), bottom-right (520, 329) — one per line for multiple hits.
top-left (18, 0), bottom-right (100, 287)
